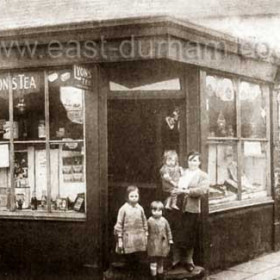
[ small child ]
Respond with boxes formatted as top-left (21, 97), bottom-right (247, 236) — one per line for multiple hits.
top-left (160, 150), bottom-right (184, 210)
top-left (147, 201), bottom-right (173, 278)
top-left (114, 186), bottom-right (148, 262)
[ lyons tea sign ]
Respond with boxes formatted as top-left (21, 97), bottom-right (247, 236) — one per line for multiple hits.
top-left (0, 73), bottom-right (40, 95)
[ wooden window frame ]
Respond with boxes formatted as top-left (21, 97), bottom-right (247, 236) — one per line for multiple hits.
top-left (202, 72), bottom-right (272, 212)
top-left (0, 69), bottom-right (87, 220)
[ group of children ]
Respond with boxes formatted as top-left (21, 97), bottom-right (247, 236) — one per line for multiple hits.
top-left (114, 150), bottom-right (191, 278)
top-left (114, 185), bottom-right (173, 279)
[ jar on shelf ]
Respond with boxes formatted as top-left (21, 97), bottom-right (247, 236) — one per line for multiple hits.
top-left (38, 120), bottom-right (46, 138)
top-left (41, 193), bottom-right (47, 208)
top-left (31, 191), bottom-right (38, 210)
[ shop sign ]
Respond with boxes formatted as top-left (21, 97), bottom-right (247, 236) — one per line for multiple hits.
top-left (0, 73), bottom-right (40, 94)
top-left (73, 65), bottom-right (92, 89)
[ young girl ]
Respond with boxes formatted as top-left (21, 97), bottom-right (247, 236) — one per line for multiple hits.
top-left (160, 150), bottom-right (184, 210)
top-left (114, 185), bottom-right (148, 258)
top-left (147, 201), bottom-right (173, 278)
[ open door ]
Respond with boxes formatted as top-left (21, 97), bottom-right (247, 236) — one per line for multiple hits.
top-left (107, 98), bottom-right (185, 261)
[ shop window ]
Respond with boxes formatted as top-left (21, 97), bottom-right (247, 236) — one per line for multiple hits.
top-left (208, 143), bottom-right (238, 203)
top-left (0, 67), bottom-right (87, 218)
top-left (241, 141), bottom-right (268, 199)
top-left (240, 82), bottom-right (267, 138)
top-left (50, 143), bottom-right (85, 212)
top-left (49, 84), bottom-right (84, 140)
top-left (206, 75), bottom-right (270, 207)
top-left (206, 76), bottom-right (236, 138)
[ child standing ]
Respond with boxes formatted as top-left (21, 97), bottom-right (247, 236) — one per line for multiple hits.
top-left (114, 186), bottom-right (148, 264)
top-left (160, 150), bottom-right (183, 210)
top-left (147, 201), bottom-right (173, 278)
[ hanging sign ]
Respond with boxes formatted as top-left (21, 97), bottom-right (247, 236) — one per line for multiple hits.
top-left (0, 72), bottom-right (40, 94)
top-left (73, 65), bottom-right (92, 89)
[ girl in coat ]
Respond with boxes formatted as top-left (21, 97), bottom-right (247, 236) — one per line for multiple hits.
top-left (114, 186), bottom-right (148, 262)
top-left (147, 201), bottom-right (173, 278)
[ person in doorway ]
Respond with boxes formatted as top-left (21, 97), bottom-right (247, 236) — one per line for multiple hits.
top-left (147, 201), bottom-right (173, 279)
top-left (160, 150), bottom-right (184, 210)
top-left (164, 151), bottom-right (209, 272)
top-left (114, 185), bottom-right (148, 268)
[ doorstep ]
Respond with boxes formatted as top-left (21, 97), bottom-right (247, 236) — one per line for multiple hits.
top-left (103, 262), bottom-right (206, 280)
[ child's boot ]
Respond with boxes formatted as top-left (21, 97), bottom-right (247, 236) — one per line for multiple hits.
top-left (171, 204), bottom-right (180, 210)
top-left (164, 197), bottom-right (172, 210)
top-left (150, 263), bottom-right (157, 279)
top-left (157, 260), bottom-right (164, 280)
top-left (171, 197), bottom-right (179, 210)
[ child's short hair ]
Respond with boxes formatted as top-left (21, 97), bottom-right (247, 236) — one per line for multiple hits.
top-left (150, 201), bottom-right (164, 210)
top-left (187, 150), bottom-right (201, 161)
top-left (163, 150), bottom-right (178, 165)
top-left (126, 185), bottom-right (139, 201)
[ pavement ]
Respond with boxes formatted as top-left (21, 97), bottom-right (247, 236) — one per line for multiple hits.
top-left (209, 251), bottom-right (280, 280)
top-left (0, 251), bottom-right (278, 280)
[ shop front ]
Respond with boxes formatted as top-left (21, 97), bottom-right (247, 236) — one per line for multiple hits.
top-left (0, 16), bottom-right (279, 272)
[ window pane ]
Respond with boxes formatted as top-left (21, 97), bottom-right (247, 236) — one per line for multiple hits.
top-left (50, 143), bottom-right (85, 213)
top-left (14, 143), bottom-right (47, 211)
top-left (206, 76), bottom-right (236, 138)
top-left (48, 70), bottom-right (84, 140)
top-left (0, 79), bottom-right (9, 141)
top-left (208, 143), bottom-right (238, 205)
top-left (0, 144), bottom-right (10, 210)
top-left (12, 72), bottom-right (44, 140)
top-left (240, 82), bottom-right (267, 138)
top-left (241, 141), bottom-right (268, 199)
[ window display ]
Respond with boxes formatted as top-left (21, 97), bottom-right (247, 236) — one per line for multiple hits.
top-left (206, 76), bottom-right (236, 138)
top-left (241, 141), bottom-right (268, 198)
top-left (207, 74), bottom-right (270, 206)
top-left (12, 72), bottom-right (44, 140)
top-left (0, 67), bottom-right (88, 217)
top-left (208, 143), bottom-right (238, 204)
top-left (240, 82), bottom-right (267, 138)
top-left (0, 86), bottom-right (9, 141)
top-left (50, 143), bottom-right (85, 211)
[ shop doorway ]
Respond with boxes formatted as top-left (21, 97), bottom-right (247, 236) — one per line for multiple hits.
top-left (107, 98), bottom-right (185, 260)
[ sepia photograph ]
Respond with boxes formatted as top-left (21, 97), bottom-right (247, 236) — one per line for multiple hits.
top-left (0, 0), bottom-right (280, 279)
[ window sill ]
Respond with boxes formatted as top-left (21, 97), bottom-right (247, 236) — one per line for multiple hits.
top-left (0, 209), bottom-right (86, 222)
top-left (209, 196), bottom-right (274, 214)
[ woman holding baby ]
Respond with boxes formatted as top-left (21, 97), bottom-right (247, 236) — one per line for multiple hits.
top-left (161, 150), bottom-right (209, 272)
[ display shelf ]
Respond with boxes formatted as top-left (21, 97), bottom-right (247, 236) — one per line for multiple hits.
top-left (14, 140), bottom-right (47, 144)
top-left (0, 209), bottom-right (86, 221)
top-left (49, 139), bottom-right (84, 143)
top-left (207, 137), bottom-right (238, 142)
top-left (240, 138), bottom-right (268, 142)
top-left (209, 195), bottom-right (273, 214)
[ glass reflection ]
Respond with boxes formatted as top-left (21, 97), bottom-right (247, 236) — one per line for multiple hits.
top-left (206, 76), bottom-right (236, 138)
top-left (242, 141), bottom-right (267, 198)
top-left (50, 143), bottom-right (85, 212)
top-left (240, 82), bottom-right (267, 138)
top-left (208, 143), bottom-right (238, 204)
top-left (49, 78), bottom-right (84, 140)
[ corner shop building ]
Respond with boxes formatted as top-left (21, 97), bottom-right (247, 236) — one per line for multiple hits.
top-left (0, 16), bottom-right (280, 272)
